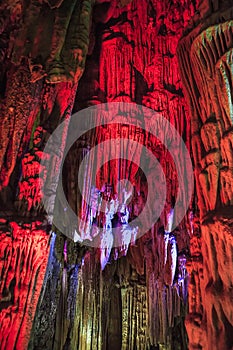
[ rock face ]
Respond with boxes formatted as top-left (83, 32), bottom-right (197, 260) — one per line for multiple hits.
top-left (48, 1), bottom-right (196, 348)
top-left (177, 1), bottom-right (233, 349)
top-left (0, 0), bottom-right (94, 348)
top-left (0, 220), bottom-right (50, 350)
top-left (0, 0), bottom-right (232, 349)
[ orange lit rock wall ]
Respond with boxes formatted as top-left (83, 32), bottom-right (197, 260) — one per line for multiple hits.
top-left (178, 1), bottom-right (233, 348)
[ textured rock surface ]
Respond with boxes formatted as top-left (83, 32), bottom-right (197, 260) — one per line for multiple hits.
top-left (0, 220), bottom-right (50, 350)
top-left (42, 0), bottom-right (197, 348)
top-left (0, 0), bottom-right (94, 348)
top-left (0, 0), bottom-right (232, 349)
top-left (177, 0), bottom-right (233, 348)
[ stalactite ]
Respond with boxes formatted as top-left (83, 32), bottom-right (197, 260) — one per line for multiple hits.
top-left (52, 1), bottom-right (199, 348)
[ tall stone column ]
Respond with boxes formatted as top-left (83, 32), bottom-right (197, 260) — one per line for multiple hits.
top-left (177, 1), bottom-right (233, 349)
top-left (0, 1), bottom-right (94, 348)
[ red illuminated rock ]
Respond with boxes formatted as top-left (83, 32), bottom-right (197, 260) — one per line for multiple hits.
top-left (0, 0), bottom-right (232, 349)
top-left (178, 0), bottom-right (233, 348)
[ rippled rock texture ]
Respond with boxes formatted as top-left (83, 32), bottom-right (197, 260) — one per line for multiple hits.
top-left (178, 0), bottom-right (233, 348)
top-left (0, 0), bottom-right (232, 349)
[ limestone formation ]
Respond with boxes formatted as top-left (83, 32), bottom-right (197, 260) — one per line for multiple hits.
top-left (0, 0), bottom-right (232, 349)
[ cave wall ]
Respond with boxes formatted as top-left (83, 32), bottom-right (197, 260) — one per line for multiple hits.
top-left (0, 0), bottom-right (232, 349)
top-left (0, 0), bottom-right (94, 348)
top-left (177, 0), bottom-right (233, 349)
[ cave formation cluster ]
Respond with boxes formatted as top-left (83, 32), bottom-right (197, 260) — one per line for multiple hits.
top-left (0, 0), bottom-right (232, 349)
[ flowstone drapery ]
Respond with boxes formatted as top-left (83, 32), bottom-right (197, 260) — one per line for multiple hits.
top-left (178, 1), bottom-right (233, 348)
top-left (0, 1), bottom-right (94, 348)
top-left (0, 0), bottom-right (232, 349)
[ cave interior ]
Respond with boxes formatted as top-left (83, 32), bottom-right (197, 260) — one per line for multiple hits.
top-left (0, 0), bottom-right (233, 349)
